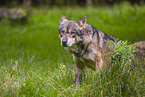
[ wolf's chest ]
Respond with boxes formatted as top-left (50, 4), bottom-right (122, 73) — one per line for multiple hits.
top-left (74, 51), bottom-right (96, 70)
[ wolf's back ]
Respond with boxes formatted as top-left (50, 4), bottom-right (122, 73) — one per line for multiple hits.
top-left (95, 28), bottom-right (119, 42)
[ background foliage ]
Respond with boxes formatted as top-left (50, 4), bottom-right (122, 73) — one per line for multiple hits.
top-left (0, 0), bottom-right (144, 7)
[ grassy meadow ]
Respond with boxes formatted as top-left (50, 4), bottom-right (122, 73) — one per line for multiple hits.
top-left (0, 2), bottom-right (145, 96)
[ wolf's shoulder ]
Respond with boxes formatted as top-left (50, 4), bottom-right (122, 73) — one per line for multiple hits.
top-left (88, 24), bottom-right (119, 42)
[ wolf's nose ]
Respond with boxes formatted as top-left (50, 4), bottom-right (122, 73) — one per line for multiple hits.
top-left (62, 39), bottom-right (67, 43)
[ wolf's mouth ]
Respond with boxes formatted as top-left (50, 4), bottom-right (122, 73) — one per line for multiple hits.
top-left (61, 41), bottom-right (67, 47)
top-left (62, 43), bottom-right (68, 47)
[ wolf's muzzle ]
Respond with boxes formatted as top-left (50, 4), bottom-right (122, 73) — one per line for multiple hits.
top-left (62, 38), bottom-right (68, 47)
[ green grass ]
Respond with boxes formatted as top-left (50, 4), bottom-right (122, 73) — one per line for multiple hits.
top-left (0, 2), bottom-right (145, 96)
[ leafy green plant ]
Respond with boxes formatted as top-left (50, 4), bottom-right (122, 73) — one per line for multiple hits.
top-left (100, 40), bottom-right (137, 96)
top-left (109, 40), bottom-right (135, 63)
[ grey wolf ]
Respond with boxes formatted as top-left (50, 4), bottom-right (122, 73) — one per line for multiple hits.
top-left (58, 16), bottom-right (118, 87)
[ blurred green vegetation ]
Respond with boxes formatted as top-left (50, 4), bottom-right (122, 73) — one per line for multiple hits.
top-left (0, 2), bottom-right (145, 96)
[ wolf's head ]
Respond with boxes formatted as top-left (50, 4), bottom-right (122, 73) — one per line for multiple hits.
top-left (58, 16), bottom-right (87, 47)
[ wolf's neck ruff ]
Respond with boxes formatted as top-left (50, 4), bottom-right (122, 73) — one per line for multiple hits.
top-left (64, 41), bottom-right (87, 57)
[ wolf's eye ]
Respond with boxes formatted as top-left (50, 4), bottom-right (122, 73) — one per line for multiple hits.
top-left (61, 31), bottom-right (65, 34)
top-left (59, 33), bottom-right (63, 37)
top-left (71, 32), bottom-right (76, 38)
top-left (71, 32), bottom-right (75, 34)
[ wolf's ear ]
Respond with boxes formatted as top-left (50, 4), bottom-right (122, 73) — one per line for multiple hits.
top-left (60, 16), bottom-right (68, 24)
top-left (77, 16), bottom-right (87, 27)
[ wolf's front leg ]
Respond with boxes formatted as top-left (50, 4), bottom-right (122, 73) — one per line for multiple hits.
top-left (75, 63), bottom-right (84, 87)
top-left (73, 55), bottom-right (84, 87)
